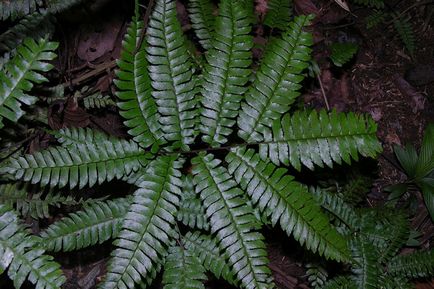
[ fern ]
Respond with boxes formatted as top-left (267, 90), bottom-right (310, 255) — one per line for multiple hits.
top-left (146, 0), bottom-right (198, 151)
top-left (40, 198), bottom-right (131, 252)
top-left (115, 15), bottom-right (165, 152)
top-left (226, 147), bottom-right (350, 262)
top-left (0, 183), bottom-right (89, 219)
top-left (387, 249), bottom-right (434, 279)
top-left (100, 156), bottom-right (183, 289)
top-left (177, 175), bottom-right (210, 230)
top-left (0, 12), bottom-right (55, 52)
top-left (260, 110), bottom-right (382, 170)
top-left (0, 204), bottom-right (66, 288)
top-left (393, 15), bottom-right (415, 55)
top-left (322, 276), bottom-right (358, 289)
top-left (263, 0), bottom-right (293, 30)
top-left (187, 0), bottom-right (215, 50)
top-left (200, 0), bottom-right (253, 146)
top-left (305, 263), bottom-right (328, 289)
top-left (350, 236), bottom-right (379, 289)
top-left (365, 10), bottom-right (386, 29)
top-left (192, 153), bottom-right (273, 288)
top-left (350, 0), bottom-right (384, 9)
top-left (0, 0), bottom-right (41, 21)
top-left (182, 231), bottom-right (236, 284)
top-left (162, 245), bottom-right (207, 288)
top-left (83, 93), bottom-right (116, 109)
top-left (329, 43), bottom-right (358, 67)
top-left (3, 128), bottom-right (151, 189)
top-left (0, 38), bottom-right (57, 129)
top-left (237, 15), bottom-right (313, 142)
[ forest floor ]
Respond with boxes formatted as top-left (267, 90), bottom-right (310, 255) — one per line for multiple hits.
top-left (1, 0), bottom-right (433, 288)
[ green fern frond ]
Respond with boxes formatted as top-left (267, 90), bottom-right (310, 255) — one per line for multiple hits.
top-left (310, 187), bottom-right (360, 230)
top-left (393, 15), bottom-right (415, 55)
top-left (380, 275), bottom-right (412, 289)
top-left (226, 148), bottom-right (351, 262)
top-left (365, 10), bottom-right (386, 29)
top-left (187, 0), bottom-right (215, 50)
top-left (330, 43), bottom-right (358, 67)
top-left (322, 276), bottom-right (358, 289)
top-left (0, 204), bottom-right (66, 288)
top-left (192, 153), bottom-right (273, 288)
top-left (387, 249), bottom-right (434, 279)
top-left (259, 110), bottom-right (382, 170)
top-left (0, 183), bottom-right (88, 219)
top-left (115, 15), bottom-right (165, 151)
top-left (306, 263), bottom-right (328, 289)
top-left (350, 236), bottom-right (379, 289)
top-left (200, 0), bottom-right (253, 146)
top-left (100, 156), bottom-right (183, 289)
top-left (182, 231), bottom-right (236, 285)
top-left (351, 0), bottom-right (384, 9)
top-left (46, 0), bottom-right (85, 13)
top-left (40, 198), bottom-right (131, 252)
top-left (263, 0), bottom-right (293, 30)
top-left (162, 245), bottom-right (207, 289)
top-left (0, 37), bottom-right (58, 129)
top-left (237, 15), bottom-right (313, 142)
top-left (177, 175), bottom-right (210, 230)
top-left (0, 0), bottom-right (41, 21)
top-left (2, 128), bottom-right (150, 189)
top-left (83, 93), bottom-right (116, 109)
top-left (146, 0), bottom-right (198, 151)
top-left (0, 12), bottom-right (55, 52)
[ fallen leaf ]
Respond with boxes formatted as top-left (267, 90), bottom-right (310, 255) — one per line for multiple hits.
top-left (333, 0), bottom-right (350, 12)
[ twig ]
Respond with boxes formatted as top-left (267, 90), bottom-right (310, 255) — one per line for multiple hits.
top-left (317, 74), bottom-right (330, 111)
top-left (134, 0), bottom-right (155, 55)
top-left (62, 60), bottom-right (117, 87)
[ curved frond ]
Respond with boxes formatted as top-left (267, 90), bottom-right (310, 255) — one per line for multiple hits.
top-left (310, 187), bottom-right (360, 230)
top-left (40, 198), bottom-right (131, 252)
top-left (177, 175), bottom-right (210, 230)
top-left (0, 183), bottom-right (88, 219)
top-left (263, 0), bottom-right (293, 30)
top-left (0, 37), bottom-right (58, 128)
top-left (115, 15), bottom-right (165, 151)
top-left (187, 0), bottom-right (215, 50)
top-left (350, 236), bottom-right (379, 289)
top-left (387, 249), bottom-right (434, 279)
top-left (0, 204), bottom-right (66, 288)
top-left (330, 43), bottom-right (358, 67)
top-left (147, 0), bottom-right (198, 151)
top-left (259, 110), bottom-right (382, 170)
top-left (305, 263), bottom-right (328, 289)
top-left (226, 148), bottom-right (351, 262)
top-left (393, 15), bottom-right (415, 55)
top-left (162, 245), bottom-right (207, 289)
top-left (0, 0), bottom-right (40, 20)
top-left (192, 153), bottom-right (273, 288)
top-left (0, 12), bottom-right (55, 52)
top-left (83, 93), bottom-right (116, 109)
top-left (2, 128), bottom-right (150, 189)
top-left (237, 15), bottom-right (313, 142)
top-left (200, 0), bottom-right (253, 146)
top-left (100, 156), bottom-right (183, 289)
top-left (182, 231), bottom-right (236, 285)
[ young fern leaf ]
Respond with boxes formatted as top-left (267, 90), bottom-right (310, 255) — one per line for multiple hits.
top-left (260, 110), bottom-right (382, 170)
top-left (187, 0), bottom-right (215, 50)
top-left (177, 175), bottom-right (210, 230)
top-left (226, 148), bottom-right (351, 262)
top-left (263, 0), bottom-right (293, 30)
top-left (0, 12), bottom-right (55, 52)
top-left (237, 15), bottom-right (313, 142)
top-left (0, 38), bottom-right (58, 129)
top-left (393, 15), bottom-right (415, 55)
top-left (2, 128), bottom-right (150, 189)
top-left (350, 236), bottom-right (379, 289)
top-left (115, 15), bottom-right (165, 151)
top-left (162, 245), bottom-right (207, 289)
top-left (100, 156), bottom-right (184, 289)
top-left (200, 0), bottom-right (253, 147)
top-left (192, 153), bottom-right (273, 289)
top-left (0, 0), bottom-right (40, 20)
top-left (387, 249), bottom-right (434, 279)
top-left (147, 0), bottom-right (198, 151)
top-left (40, 198), bottom-right (131, 252)
top-left (182, 231), bottom-right (236, 285)
top-left (0, 204), bottom-right (66, 288)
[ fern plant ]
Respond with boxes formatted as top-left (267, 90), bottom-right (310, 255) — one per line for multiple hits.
top-left (0, 0), bottom-right (385, 287)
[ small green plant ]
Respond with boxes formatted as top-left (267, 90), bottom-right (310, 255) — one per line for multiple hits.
top-left (387, 124), bottom-right (434, 221)
top-left (329, 42), bottom-right (359, 67)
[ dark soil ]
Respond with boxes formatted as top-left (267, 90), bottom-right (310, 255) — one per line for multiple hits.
top-left (1, 0), bottom-right (433, 288)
